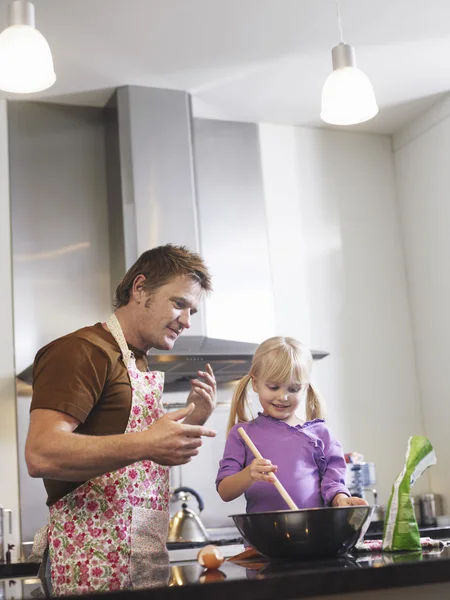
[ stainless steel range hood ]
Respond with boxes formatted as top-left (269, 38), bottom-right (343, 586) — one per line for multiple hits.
top-left (16, 339), bottom-right (328, 393)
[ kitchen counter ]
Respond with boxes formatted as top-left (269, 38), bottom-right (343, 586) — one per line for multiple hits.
top-left (5, 524), bottom-right (448, 576)
top-left (2, 542), bottom-right (450, 600)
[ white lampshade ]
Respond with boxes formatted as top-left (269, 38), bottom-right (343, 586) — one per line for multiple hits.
top-left (321, 43), bottom-right (378, 126)
top-left (0, 1), bottom-right (56, 94)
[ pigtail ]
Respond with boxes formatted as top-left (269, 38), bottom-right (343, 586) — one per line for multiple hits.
top-left (305, 382), bottom-right (326, 421)
top-left (227, 373), bottom-right (252, 435)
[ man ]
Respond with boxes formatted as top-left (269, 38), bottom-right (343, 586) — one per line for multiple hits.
top-left (25, 244), bottom-right (217, 595)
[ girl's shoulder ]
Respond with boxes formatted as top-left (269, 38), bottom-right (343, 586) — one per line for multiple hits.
top-left (229, 417), bottom-right (259, 434)
top-left (299, 418), bottom-right (327, 431)
top-left (228, 416), bottom-right (268, 439)
top-left (300, 420), bottom-right (343, 449)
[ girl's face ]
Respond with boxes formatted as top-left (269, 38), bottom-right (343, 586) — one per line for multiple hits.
top-left (251, 376), bottom-right (304, 424)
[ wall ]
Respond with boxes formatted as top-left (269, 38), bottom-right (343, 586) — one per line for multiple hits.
top-left (393, 94), bottom-right (450, 508)
top-left (8, 102), bottom-right (112, 543)
top-left (9, 102), bottom-right (112, 376)
top-left (0, 100), bottom-right (21, 560)
top-left (182, 119), bottom-right (426, 516)
top-left (192, 118), bottom-right (275, 343)
top-left (258, 124), bottom-right (426, 505)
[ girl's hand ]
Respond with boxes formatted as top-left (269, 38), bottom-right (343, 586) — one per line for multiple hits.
top-left (332, 493), bottom-right (369, 507)
top-left (249, 458), bottom-right (278, 483)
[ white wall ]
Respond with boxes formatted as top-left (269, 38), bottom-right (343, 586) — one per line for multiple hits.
top-left (393, 94), bottom-right (450, 510)
top-left (259, 124), bottom-right (426, 505)
top-left (0, 99), bottom-right (21, 560)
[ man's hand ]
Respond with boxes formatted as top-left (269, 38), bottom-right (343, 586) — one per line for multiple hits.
top-left (140, 403), bottom-right (216, 465)
top-left (332, 493), bottom-right (369, 507)
top-left (183, 363), bottom-right (217, 426)
top-left (25, 404), bottom-right (216, 481)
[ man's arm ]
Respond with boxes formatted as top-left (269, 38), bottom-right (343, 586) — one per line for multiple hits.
top-left (25, 404), bottom-right (216, 481)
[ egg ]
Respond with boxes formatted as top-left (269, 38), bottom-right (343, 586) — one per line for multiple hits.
top-left (197, 544), bottom-right (225, 570)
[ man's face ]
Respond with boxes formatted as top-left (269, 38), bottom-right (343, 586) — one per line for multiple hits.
top-left (135, 274), bottom-right (203, 351)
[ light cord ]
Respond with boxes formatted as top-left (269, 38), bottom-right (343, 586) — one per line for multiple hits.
top-left (336, 0), bottom-right (344, 43)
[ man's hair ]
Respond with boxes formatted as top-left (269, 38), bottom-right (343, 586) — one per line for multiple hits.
top-left (114, 244), bottom-right (212, 308)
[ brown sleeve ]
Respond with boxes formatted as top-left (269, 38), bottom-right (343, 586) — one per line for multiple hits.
top-left (30, 337), bottom-right (110, 423)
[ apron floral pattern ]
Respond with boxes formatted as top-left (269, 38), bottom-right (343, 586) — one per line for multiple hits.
top-left (47, 314), bottom-right (170, 595)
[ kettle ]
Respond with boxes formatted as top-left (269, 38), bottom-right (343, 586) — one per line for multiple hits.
top-left (168, 487), bottom-right (209, 543)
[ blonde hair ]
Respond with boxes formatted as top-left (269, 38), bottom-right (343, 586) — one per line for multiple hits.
top-left (227, 336), bottom-right (325, 434)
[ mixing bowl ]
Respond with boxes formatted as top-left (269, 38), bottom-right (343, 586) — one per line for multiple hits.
top-left (231, 505), bottom-right (374, 560)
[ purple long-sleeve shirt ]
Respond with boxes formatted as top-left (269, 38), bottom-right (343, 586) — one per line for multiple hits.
top-left (216, 414), bottom-right (350, 513)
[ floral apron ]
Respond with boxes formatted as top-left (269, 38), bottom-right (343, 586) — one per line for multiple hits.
top-left (47, 314), bottom-right (170, 595)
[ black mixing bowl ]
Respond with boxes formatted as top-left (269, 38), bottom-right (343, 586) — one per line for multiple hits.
top-left (231, 505), bottom-right (374, 560)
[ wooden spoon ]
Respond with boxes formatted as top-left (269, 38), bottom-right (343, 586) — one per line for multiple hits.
top-left (238, 427), bottom-right (298, 510)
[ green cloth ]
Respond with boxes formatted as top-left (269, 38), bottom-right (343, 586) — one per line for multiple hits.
top-left (382, 436), bottom-right (436, 551)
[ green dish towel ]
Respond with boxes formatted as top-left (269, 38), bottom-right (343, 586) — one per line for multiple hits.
top-left (382, 436), bottom-right (436, 551)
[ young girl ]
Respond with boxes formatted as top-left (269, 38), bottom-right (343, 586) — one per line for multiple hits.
top-left (216, 336), bottom-right (367, 512)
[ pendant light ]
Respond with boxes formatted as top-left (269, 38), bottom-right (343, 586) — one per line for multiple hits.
top-left (0, 0), bottom-right (56, 94)
top-left (321, 0), bottom-right (378, 126)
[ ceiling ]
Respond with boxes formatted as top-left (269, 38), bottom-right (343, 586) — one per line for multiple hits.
top-left (2, 0), bottom-right (450, 134)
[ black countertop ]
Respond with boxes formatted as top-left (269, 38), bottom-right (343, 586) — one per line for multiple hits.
top-left (2, 529), bottom-right (450, 600)
top-left (3, 546), bottom-right (450, 599)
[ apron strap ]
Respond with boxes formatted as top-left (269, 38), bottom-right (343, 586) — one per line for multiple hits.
top-left (106, 313), bottom-right (133, 367)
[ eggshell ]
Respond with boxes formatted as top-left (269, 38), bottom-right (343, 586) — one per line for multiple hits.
top-left (197, 544), bottom-right (225, 570)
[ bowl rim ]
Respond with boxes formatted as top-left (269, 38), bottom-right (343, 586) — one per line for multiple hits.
top-left (229, 505), bottom-right (376, 518)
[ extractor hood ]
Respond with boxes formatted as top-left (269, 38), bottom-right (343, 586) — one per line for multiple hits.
top-left (16, 338), bottom-right (328, 393)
